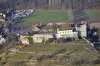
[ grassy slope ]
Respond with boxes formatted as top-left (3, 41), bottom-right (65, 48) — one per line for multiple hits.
top-left (16, 9), bottom-right (100, 28)
top-left (5, 41), bottom-right (100, 66)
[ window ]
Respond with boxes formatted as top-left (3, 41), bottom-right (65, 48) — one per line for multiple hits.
top-left (69, 31), bottom-right (71, 33)
top-left (68, 30), bottom-right (72, 34)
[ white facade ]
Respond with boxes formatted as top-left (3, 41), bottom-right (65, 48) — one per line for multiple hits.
top-left (57, 29), bottom-right (78, 38)
top-left (20, 34), bottom-right (53, 44)
top-left (0, 13), bottom-right (5, 22)
top-left (77, 22), bottom-right (87, 37)
top-left (0, 35), bottom-right (6, 45)
top-left (20, 35), bottom-right (29, 45)
top-left (32, 34), bottom-right (53, 43)
top-left (80, 24), bottom-right (87, 37)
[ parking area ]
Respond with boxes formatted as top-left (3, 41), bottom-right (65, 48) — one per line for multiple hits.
top-left (13, 9), bottom-right (34, 20)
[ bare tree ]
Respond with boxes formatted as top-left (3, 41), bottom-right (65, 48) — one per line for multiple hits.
top-left (0, 0), bottom-right (100, 11)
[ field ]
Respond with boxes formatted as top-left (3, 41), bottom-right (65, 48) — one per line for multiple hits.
top-left (85, 9), bottom-right (100, 18)
top-left (16, 9), bottom-right (100, 28)
top-left (16, 9), bottom-right (68, 27)
top-left (0, 41), bottom-right (100, 66)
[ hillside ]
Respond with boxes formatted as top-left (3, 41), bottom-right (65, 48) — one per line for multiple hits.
top-left (1, 41), bottom-right (100, 66)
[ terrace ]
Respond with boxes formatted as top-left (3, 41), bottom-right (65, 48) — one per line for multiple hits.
top-left (0, 40), bottom-right (100, 66)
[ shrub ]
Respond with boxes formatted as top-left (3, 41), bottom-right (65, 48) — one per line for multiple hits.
top-left (45, 38), bottom-right (54, 44)
top-left (28, 37), bottom-right (33, 45)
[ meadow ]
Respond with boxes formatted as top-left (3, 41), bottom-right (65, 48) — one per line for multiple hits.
top-left (16, 9), bottom-right (100, 28)
top-left (16, 9), bottom-right (68, 27)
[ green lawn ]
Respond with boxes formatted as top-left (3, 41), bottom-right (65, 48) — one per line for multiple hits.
top-left (16, 9), bottom-right (68, 27)
top-left (16, 9), bottom-right (100, 28)
top-left (85, 9), bottom-right (100, 18)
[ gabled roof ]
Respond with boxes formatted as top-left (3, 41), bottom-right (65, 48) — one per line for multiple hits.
top-left (58, 23), bottom-right (72, 30)
top-left (43, 23), bottom-right (58, 30)
top-left (41, 23), bottom-right (58, 33)
top-left (41, 23), bottom-right (72, 32)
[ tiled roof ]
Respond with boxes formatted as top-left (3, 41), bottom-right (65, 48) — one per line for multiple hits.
top-left (58, 23), bottom-right (72, 30)
top-left (42, 23), bottom-right (72, 32)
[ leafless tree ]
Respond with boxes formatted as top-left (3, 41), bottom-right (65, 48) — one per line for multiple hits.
top-left (0, 0), bottom-right (100, 12)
